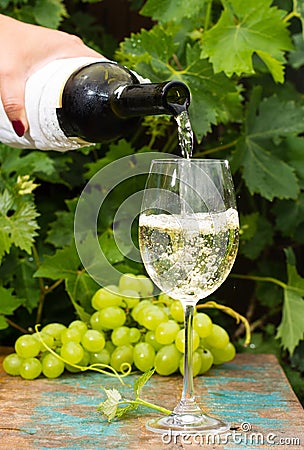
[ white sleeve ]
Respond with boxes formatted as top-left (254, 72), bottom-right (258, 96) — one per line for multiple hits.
top-left (0, 57), bottom-right (107, 151)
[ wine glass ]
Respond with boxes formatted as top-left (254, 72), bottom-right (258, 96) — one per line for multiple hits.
top-left (138, 158), bottom-right (239, 435)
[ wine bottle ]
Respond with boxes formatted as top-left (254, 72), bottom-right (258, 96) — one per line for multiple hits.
top-left (0, 58), bottom-right (190, 151)
top-left (57, 61), bottom-right (190, 144)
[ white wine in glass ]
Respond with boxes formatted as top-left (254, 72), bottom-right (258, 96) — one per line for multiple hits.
top-left (139, 158), bottom-right (239, 435)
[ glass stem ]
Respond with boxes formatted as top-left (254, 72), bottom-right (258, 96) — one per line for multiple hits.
top-left (173, 303), bottom-right (202, 415)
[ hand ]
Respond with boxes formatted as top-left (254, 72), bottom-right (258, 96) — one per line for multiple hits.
top-left (0, 15), bottom-right (103, 136)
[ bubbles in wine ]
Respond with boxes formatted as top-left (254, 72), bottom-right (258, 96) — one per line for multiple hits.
top-left (139, 209), bottom-right (239, 304)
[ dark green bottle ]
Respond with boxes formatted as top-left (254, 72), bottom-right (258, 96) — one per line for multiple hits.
top-left (56, 61), bottom-right (190, 143)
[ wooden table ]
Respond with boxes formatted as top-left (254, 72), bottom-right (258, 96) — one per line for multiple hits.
top-left (1, 350), bottom-right (303, 449)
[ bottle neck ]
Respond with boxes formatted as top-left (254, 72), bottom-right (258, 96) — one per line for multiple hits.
top-left (111, 81), bottom-right (191, 118)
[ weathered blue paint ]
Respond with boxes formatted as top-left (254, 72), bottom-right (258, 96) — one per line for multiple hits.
top-left (30, 367), bottom-right (288, 448)
top-left (2, 353), bottom-right (303, 449)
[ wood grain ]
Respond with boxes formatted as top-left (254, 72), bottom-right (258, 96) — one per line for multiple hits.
top-left (0, 350), bottom-right (303, 449)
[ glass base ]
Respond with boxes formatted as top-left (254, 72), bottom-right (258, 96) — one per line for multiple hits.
top-left (146, 412), bottom-right (230, 435)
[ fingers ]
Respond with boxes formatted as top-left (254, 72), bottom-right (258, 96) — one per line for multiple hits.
top-left (0, 72), bottom-right (28, 136)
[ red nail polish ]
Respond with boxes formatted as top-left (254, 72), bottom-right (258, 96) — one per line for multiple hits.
top-left (12, 120), bottom-right (25, 137)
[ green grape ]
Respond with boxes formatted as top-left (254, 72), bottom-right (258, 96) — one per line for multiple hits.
top-left (154, 344), bottom-right (181, 376)
top-left (32, 331), bottom-right (55, 352)
top-left (15, 334), bottom-right (41, 358)
top-left (129, 327), bottom-right (141, 343)
top-left (20, 357), bottom-right (42, 380)
top-left (118, 273), bottom-right (141, 293)
top-left (193, 313), bottom-right (213, 338)
top-left (60, 342), bottom-right (84, 364)
top-left (69, 320), bottom-right (88, 336)
top-left (141, 305), bottom-right (168, 330)
top-left (66, 350), bottom-right (90, 372)
top-left (91, 285), bottom-right (123, 310)
top-left (120, 289), bottom-right (140, 309)
top-left (131, 300), bottom-right (152, 322)
top-left (111, 326), bottom-right (131, 346)
top-left (3, 353), bottom-right (23, 376)
top-left (170, 300), bottom-right (184, 323)
top-left (203, 324), bottom-right (230, 349)
top-left (99, 306), bottom-right (126, 330)
top-left (110, 344), bottom-right (134, 373)
top-left (42, 323), bottom-right (67, 341)
top-left (133, 342), bottom-right (155, 372)
top-left (155, 320), bottom-right (180, 345)
top-left (81, 330), bottom-right (105, 352)
top-left (61, 327), bottom-right (82, 344)
top-left (175, 328), bottom-right (200, 353)
top-left (144, 330), bottom-right (163, 351)
top-left (210, 342), bottom-right (236, 364)
top-left (136, 275), bottom-right (154, 297)
top-left (158, 292), bottom-right (173, 305)
top-left (42, 353), bottom-right (65, 378)
top-left (179, 350), bottom-right (202, 377)
top-left (105, 340), bottom-right (116, 355)
top-left (196, 347), bottom-right (214, 374)
top-left (90, 310), bottom-right (104, 332)
top-left (89, 348), bottom-right (111, 365)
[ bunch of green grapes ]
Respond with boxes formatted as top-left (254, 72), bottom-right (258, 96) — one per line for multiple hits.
top-left (3, 273), bottom-right (235, 380)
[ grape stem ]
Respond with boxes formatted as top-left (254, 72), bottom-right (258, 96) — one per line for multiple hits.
top-left (197, 301), bottom-right (251, 346)
top-left (114, 398), bottom-right (171, 415)
top-left (34, 324), bottom-right (131, 384)
top-left (4, 317), bottom-right (29, 334)
top-left (97, 369), bottom-right (172, 421)
top-left (135, 399), bottom-right (171, 415)
top-left (32, 244), bottom-right (64, 324)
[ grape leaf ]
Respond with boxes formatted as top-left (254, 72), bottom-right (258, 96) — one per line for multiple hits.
top-left (119, 27), bottom-right (241, 140)
top-left (46, 210), bottom-right (74, 248)
top-left (284, 136), bottom-right (304, 185)
top-left (118, 26), bottom-right (178, 79)
top-left (134, 368), bottom-right (155, 397)
top-left (0, 286), bottom-right (25, 330)
top-left (183, 44), bottom-right (242, 141)
top-left (12, 255), bottom-right (41, 313)
top-left (33, 0), bottom-right (67, 29)
top-left (273, 196), bottom-right (304, 236)
top-left (0, 229), bottom-right (10, 263)
top-left (34, 243), bottom-right (80, 280)
top-left (140, 0), bottom-right (205, 23)
top-left (0, 315), bottom-right (8, 330)
top-left (46, 199), bottom-right (77, 248)
top-left (98, 388), bottom-right (122, 421)
top-left (0, 147), bottom-right (55, 178)
top-left (202, 0), bottom-right (293, 82)
top-left (239, 213), bottom-right (259, 241)
top-left (239, 140), bottom-right (298, 201)
top-left (0, 190), bottom-right (40, 260)
top-left (249, 96), bottom-right (304, 142)
top-left (85, 139), bottom-right (136, 179)
top-left (239, 215), bottom-right (273, 260)
top-left (34, 241), bottom-right (100, 315)
top-left (0, 1), bottom-right (10, 8)
top-left (0, 286), bottom-right (25, 315)
top-left (232, 93), bottom-right (303, 200)
top-left (65, 274), bottom-right (98, 320)
top-left (289, 34), bottom-right (304, 69)
top-left (295, 0), bottom-right (304, 38)
top-left (276, 248), bottom-right (304, 355)
top-left (99, 229), bottom-right (126, 265)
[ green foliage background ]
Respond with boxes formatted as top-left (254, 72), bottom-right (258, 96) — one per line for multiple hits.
top-left (1, 0), bottom-right (304, 401)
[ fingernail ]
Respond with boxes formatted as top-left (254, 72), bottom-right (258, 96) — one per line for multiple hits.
top-left (12, 120), bottom-right (25, 137)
